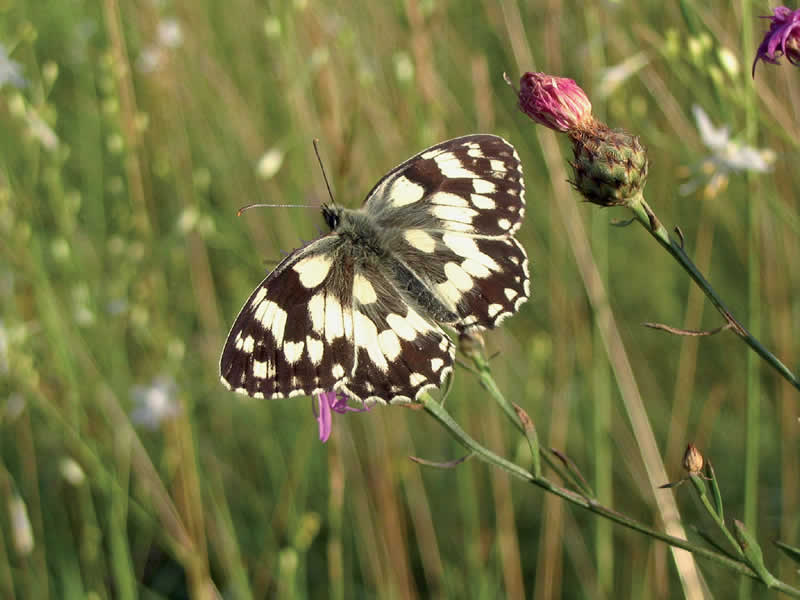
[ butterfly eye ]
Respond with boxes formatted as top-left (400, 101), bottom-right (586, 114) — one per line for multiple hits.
top-left (322, 205), bottom-right (340, 230)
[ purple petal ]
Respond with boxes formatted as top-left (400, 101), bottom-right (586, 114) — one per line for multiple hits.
top-left (753, 7), bottom-right (800, 75)
top-left (316, 392), bottom-right (334, 442)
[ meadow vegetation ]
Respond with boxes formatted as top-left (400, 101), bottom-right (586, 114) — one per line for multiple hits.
top-left (1, 1), bottom-right (799, 598)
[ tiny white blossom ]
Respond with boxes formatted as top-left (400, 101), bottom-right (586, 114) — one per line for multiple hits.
top-left (680, 105), bottom-right (776, 196)
top-left (136, 46), bottom-right (164, 73)
top-left (131, 376), bottom-right (181, 429)
top-left (257, 147), bottom-right (285, 179)
top-left (59, 457), bottom-right (86, 486)
top-left (157, 18), bottom-right (184, 49)
top-left (177, 206), bottom-right (199, 233)
top-left (5, 393), bottom-right (26, 421)
top-left (393, 52), bottom-right (414, 83)
top-left (0, 44), bottom-right (26, 88)
top-left (8, 495), bottom-right (34, 556)
top-left (26, 112), bottom-right (59, 151)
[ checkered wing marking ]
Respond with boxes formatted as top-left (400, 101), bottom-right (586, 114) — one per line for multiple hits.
top-left (219, 238), bottom-right (357, 400)
top-left (389, 229), bottom-right (531, 330)
top-left (343, 262), bottom-right (455, 404)
top-left (363, 134), bottom-right (525, 237)
top-left (219, 240), bottom-right (455, 403)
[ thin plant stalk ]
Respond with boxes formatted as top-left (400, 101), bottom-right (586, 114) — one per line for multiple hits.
top-left (626, 194), bottom-right (800, 391)
top-left (420, 395), bottom-right (800, 597)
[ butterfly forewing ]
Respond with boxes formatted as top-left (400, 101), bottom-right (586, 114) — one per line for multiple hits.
top-left (362, 134), bottom-right (530, 330)
top-left (220, 238), bottom-right (356, 399)
top-left (364, 134), bottom-right (526, 237)
top-left (221, 134), bottom-right (529, 404)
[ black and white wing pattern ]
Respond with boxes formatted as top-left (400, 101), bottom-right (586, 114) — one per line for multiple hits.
top-left (362, 134), bottom-right (529, 330)
top-left (219, 236), bottom-right (455, 403)
top-left (220, 134), bottom-right (528, 404)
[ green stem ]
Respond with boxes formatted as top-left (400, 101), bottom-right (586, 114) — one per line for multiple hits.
top-left (628, 195), bottom-right (800, 392)
top-left (463, 342), bottom-right (594, 497)
top-left (689, 475), bottom-right (743, 559)
top-left (420, 396), bottom-right (800, 597)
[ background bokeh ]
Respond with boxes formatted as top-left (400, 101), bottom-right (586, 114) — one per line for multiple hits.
top-left (1, 1), bottom-right (799, 598)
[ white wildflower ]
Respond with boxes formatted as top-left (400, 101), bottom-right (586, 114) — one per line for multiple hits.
top-left (8, 495), bottom-right (34, 556)
top-left (393, 52), bottom-right (414, 83)
top-left (5, 393), bottom-right (25, 421)
top-left (177, 206), bottom-right (199, 233)
top-left (131, 376), bottom-right (181, 429)
top-left (26, 111), bottom-right (59, 151)
top-left (60, 457), bottom-right (86, 486)
top-left (136, 46), bottom-right (164, 73)
top-left (257, 147), bottom-right (285, 179)
top-left (680, 105), bottom-right (776, 196)
top-left (0, 44), bottom-right (26, 88)
top-left (157, 18), bottom-right (184, 49)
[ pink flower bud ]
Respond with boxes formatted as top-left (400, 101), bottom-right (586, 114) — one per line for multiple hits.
top-left (518, 72), bottom-right (593, 132)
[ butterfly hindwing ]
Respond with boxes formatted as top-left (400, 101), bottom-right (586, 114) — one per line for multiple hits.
top-left (344, 260), bottom-right (455, 402)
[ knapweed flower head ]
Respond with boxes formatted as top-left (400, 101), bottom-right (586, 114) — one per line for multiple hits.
top-left (516, 71), bottom-right (647, 207)
top-left (569, 123), bottom-right (649, 207)
top-left (752, 6), bottom-right (800, 76)
top-left (314, 390), bottom-right (370, 443)
top-left (518, 72), bottom-right (593, 133)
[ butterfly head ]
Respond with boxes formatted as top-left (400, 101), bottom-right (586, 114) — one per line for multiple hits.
top-left (322, 204), bottom-right (343, 231)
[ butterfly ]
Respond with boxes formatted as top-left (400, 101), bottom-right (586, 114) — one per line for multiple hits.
top-left (220, 134), bottom-right (530, 404)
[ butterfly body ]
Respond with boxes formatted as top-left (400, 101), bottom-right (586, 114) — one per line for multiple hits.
top-left (221, 134), bottom-right (530, 404)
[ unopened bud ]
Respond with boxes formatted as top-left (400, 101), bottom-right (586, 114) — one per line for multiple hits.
top-left (517, 72), bottom-right (593, 133)
top-left (513, 403), bottom-right (535, 433)
top-left (682, 443), bottom-right (704, 474)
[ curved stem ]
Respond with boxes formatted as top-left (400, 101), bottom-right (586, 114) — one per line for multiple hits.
top-left (420, 395), bottom-right (800, 597)
top-left (461, 339), bottom-right (592, 496)
top-left (628, 195), bottom-right (800, 392)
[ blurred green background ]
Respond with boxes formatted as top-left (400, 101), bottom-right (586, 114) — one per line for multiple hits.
top-left (1, 0), bottom-right (799, 598)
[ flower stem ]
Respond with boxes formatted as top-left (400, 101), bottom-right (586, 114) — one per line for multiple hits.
top-left (420, 395), bottom-right (800, 596)
top-left (462, 343), bottom-right (593, 496)
top-left (689, 474), bottom-right (743, 559)
top-left (627, 194), bottom-right (800, 392)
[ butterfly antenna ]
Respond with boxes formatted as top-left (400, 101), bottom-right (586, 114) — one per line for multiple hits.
top-left (313, 138), bottom-right (337, 207)
top-left (237, 202), bottom-right (315, 216)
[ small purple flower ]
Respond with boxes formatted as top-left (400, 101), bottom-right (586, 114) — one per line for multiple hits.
top-left (314, 390), bottom-right (369, 443)
top-left (517, 72), bottom-right (593, 133)
top-left (752, 6), bottom-right (800, 76)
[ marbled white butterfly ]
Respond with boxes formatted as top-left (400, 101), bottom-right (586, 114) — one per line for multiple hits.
top-left (220, 134), bottom-right (530, 404)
